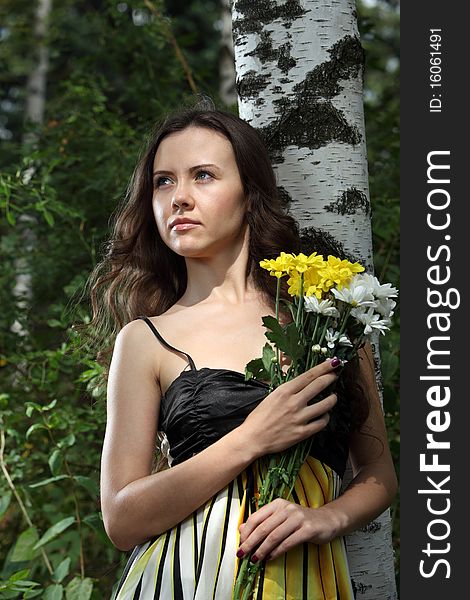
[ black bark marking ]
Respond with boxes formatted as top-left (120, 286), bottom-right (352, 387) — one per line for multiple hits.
top-left (354, 581), bottom-right (374, 595)
top-left (299, 226), bottom-right (358, 263)
top-left (255, 35), bottom-right (364, 163)
top-left (277, 43), bottom-right (296, 73)
top-left (325, 187), bottom-right (370, 216)
top-left (236, 70), bottom-right (270, 99)
top-left (294, 34), bottom-right (365, 99)
top-left (248, 32), bottom-right (297, 74)
top-left (360, 520), bottom-right (382, 534)
top-left (232, 0), bottom-right (307, 39)
top-left (248, 31), bottom-right (275, 63)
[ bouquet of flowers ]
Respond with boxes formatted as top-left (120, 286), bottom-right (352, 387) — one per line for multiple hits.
top-left (233, 252), bottom-right (397, 600)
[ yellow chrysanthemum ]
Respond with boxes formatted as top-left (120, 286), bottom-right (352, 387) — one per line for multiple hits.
top-left (317, 256), bottom-right (365, 293)
top-left (262, 252), bottom-right (363, 297)
top-left (287, 271), bottom-right (304, 297)
top-left (259, 251), bottom-right (295, 278)
top-left (303, 264), bottom-right (324, 298)
top-left (284, 253), bottom-right (326, 296)
top-left (288, 252), bottom-right (324, 274)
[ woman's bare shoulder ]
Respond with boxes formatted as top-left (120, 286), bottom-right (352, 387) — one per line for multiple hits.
top-left (113, 317), bottom-right (162, 380)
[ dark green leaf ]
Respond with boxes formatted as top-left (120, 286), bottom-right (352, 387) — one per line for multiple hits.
top-left (8, 569), bottom-right (30, 583)
top-left (65, 577), bottom-right (93, 600)
top-left (48, 448), bottom-right (63, 476)
top-left (29, 475), bottom-right (69, 488)
top-left (261, 343), bottom-right (276, 373)
top-left (25, 402), bottom-right (44, 417)
top-left (57, 433), bottom-right (76, 448)
top-left (25, 423), bottom-right (48, 439)
top-left (10, 528), bottom-right (40, 561)
top-left (0, 491), bottom-right (12, 518)
top-left (32, 517), bottom-right (75, 550)
top-left (74, 475), bottom-right (99, 498)
top-left (244, 357), bottom-right (269, 382)
top-left (52, 558), bottom-right (71, 583)
top-left (43, 210), bottom-right (55, 227)
top-left (43, 584), bottom-right (63, 600)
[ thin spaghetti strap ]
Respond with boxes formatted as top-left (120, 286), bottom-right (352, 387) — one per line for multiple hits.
top-left (137, 315), bottom-right (197, 371)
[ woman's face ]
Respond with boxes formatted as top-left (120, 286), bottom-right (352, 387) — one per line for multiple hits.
top-left (152, 126), bottom-right (247, 258)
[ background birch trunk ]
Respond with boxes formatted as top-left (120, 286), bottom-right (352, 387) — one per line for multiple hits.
top-left (12, 0), bottom-right (52, 338)
top-left (231, 0), bottom-right (397, 597)
top-left (219, 0), bottom-right (237, 106)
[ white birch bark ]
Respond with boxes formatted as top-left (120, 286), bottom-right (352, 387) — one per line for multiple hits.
top-left (12, 0), bottom-right (52, 337)
top-left (231, 1), bottom-right (397, 597)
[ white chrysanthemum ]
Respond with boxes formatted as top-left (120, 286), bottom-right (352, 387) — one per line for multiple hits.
top-left (360, 273), bottom-right (398, 299)
top-left (338, 334), bottom-right (353, 347)
top-left (375, 298), bottom-right (397, 318)
top-left (325, 328), bottom-right (340, 348)
top-left (331, 275), bottom-right (376, 308)
top-left (353, 307), bottom-right (391, 335)
top-left (303, 295), bottom-right (340, 317)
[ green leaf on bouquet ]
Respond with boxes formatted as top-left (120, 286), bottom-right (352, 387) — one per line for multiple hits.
top-left (261, 315), bottom-right (285, 338)
top-left (261, 316), bottom-right (290, 352)
top-left (284, 323), bottom-right (304, 362)
top-left (261, 343), bottom-right (276, 373)
top-left (261, 316), bottom-right (305, 363)
top-left (245, 357), bottom-right (269, 382)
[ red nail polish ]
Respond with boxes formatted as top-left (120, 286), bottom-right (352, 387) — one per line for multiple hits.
top-left (330, 357), bottom-right (341, 368)
top-left (251, 554), bottom-right (258, 563)
top-left (236, 548), bottom-right (245, 558)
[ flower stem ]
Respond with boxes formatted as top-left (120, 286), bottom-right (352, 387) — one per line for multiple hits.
top-left (295, 273), bottom-right (304, 329)
top-left (275, 277), bottom-right (281, 385)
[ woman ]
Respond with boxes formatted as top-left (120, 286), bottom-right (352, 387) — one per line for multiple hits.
top-left (94, 107), bottom-right (397, 599)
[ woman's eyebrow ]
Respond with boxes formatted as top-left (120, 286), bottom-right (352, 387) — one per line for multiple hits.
top-left (153, 163), bottom-right (220, 176)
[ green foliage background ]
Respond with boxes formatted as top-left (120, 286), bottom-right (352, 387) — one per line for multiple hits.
top-left (0, 0), bottom-right (399, 597)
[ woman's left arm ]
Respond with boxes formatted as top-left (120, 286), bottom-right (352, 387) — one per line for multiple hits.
top-left (237, 343), bottom-right (398, 562)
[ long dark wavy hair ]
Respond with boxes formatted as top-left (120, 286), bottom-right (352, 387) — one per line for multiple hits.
top-left (81, 105), bottom-right (370, 437)
top-left (84, 108), bottom-right (301, 363)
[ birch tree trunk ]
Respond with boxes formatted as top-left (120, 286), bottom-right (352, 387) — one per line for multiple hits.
top-left (12, 0), bottom-right (52, 338)
top-left (231, 1), bottom-right (397, 598)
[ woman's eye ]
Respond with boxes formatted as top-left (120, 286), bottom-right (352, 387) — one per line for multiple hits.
top-left (196, 171), bottom-right (212, 181)
top-left (154, 176), bottom-right (171, 188)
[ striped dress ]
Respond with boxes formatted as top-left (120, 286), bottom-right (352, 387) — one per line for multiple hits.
top-left (112, 316), bottom-right (354, 600)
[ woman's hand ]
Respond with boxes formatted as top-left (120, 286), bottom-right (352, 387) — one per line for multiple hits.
top-left (239, 358), bottom-right (341, 457)
top-left (236, 498), bottom-right (338, 563)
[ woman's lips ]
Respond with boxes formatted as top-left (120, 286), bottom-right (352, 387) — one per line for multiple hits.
top-left (171, 222), bottom-right (200, 231)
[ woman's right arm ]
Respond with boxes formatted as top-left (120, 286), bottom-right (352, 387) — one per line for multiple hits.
top-left (100, 319), bottom-right (338, 551)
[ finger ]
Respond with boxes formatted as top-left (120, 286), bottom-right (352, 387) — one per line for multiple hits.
top-left (285, 357), bottom-right (341, 395)
top-left (294, 372), bottom-right (338, 405)
top-left (301, 392), bottom-right (337, 422)
top-left (238, 509), bottom-right (289, 557)
top-left (250, 518), bottom-right (300, 562)
top-left (265, 527), bottom-right (310, 562)
top-left (238, 502), bottom-right (279, 544)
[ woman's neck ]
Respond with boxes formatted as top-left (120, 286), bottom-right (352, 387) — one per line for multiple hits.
top-left (178, 228), bottom-right (256, 307)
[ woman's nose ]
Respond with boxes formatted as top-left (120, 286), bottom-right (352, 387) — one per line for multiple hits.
top-left (171, 181), bottom-right (193, 210)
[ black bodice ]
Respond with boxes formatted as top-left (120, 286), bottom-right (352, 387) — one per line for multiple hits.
top-left (137, 316), bottom-right (351, 478)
